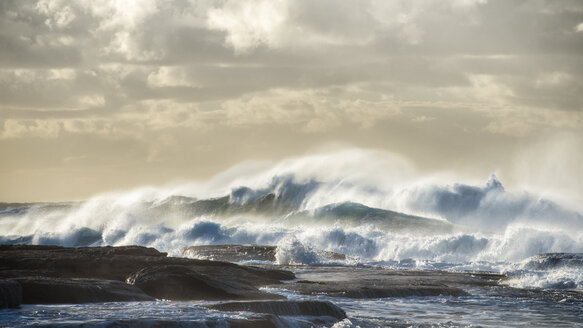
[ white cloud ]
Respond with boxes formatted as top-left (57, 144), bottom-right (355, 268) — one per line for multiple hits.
top-left (79, 95), bottom-right (105, 107)
top-left (35, 0), bottom-right (76, 29)
top-left (0, 0), bottom-right (581, 139)
top-left (443, 74), bottom-right (514, 106)
top-left (411, 115), bottom-right (436, 123)
top-left (576, 22), bottom-right (583, 32)
top-left (535, 71), bottom-right (570, 88)
top-left (222, 87), bottom-right (401, 132)
top-left (1, 120), bottom-right (61, 139)
top-left (47, 69), bottom-right (77, 80)
top-left (207, 0), bottom-right (289, 54)
top-left (130, 100), bottom-right (208, 131)
top-left (484, 105), bottom-right (583, 137)
top-left (147, 67), bottom-right (199, 88)
top-left (205, 0), bottom-right (490, 52)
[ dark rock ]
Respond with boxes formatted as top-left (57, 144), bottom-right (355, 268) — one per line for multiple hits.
top-left (0, 245), bottom-right (295, 305)
top-left (126, 265), bottom-right (284, 301)
top-left (269, 266), bottom-right (502, 299)
top-left (0, 245), bottom-right (168, 281)
top-left (96, 317), bottom-right (279, 328)
top-left (0, 269), bottom-right (60, 279)
top-left (0, 244), bottom-right (294, 285)
top-left (16, 277), bottom-right (154, 304)
top-left (325, 285), bottom-right (469, 298)
top-left (187, 262), bottom-right (295, 287)
top-left (0, 279), bottom-right (22, 308)
top-left (0, 244), bottom-right (166, 257)
top-left (226, 317), bottom-right (279, 328)
top-left (207, 300), bottom-right (347, 320)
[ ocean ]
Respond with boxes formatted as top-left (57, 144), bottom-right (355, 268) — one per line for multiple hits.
top-left (1, 150), bottom-right (582, 327)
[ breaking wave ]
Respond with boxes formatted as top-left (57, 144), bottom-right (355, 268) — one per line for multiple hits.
top-left (1, 149), bottom-right (582, 290)
top-left (505, 253), bottom-right (583, 290)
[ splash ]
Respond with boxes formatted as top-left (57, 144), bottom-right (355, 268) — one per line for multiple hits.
top-left (1, 148), bottom-right (582, 289)
top-left (505, 253), bottom-right (583, 290)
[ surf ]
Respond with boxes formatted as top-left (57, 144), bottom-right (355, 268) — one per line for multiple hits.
top-left (1, 149), bottom-right (582, 291)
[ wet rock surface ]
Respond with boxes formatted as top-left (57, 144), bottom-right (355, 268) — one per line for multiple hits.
top-left (207, 300), bottom-right (347, 319)
top-left (86, 316), bottom-right (284, 328)
top-left (0, 244), bottom-right (294, 285)
top-left (3, 243), bottom-right (583, 328)
top-left (16, 277), bottom-right (154, 304)
top-left (126, 265), bottom-right (284, 301)
top-left (0, 245), bottom-right (294, 305)
top-left (270, 265), bottom-right (583, 305)
top-left (272, 266), bottom-right (503, 298)
top-left (0, 279), bottom-right (22, 308)
top-left (10, 244), bottom-right (581, 327)
top-left (180, 244), bottom-right (498, 299)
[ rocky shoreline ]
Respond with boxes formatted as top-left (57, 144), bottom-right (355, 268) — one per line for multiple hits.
top-left (1, 244), bottom-right (349, 326)
top-left (0, 245), bottom-right (294, 304)
top-left (4, 244), bottom-right (581, 327)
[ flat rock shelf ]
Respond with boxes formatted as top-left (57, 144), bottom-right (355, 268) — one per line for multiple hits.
top-left (3, 244), bottom-right (583, 327)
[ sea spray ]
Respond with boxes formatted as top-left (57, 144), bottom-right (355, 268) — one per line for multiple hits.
top-left (504, 253), bottom-right (583, 290)
top-left (2, 149), bottom-right (583, 290)
top-left (275, 237), bottom-right (321, 265)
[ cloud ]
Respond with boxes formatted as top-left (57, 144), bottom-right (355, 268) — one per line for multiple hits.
top-left (147, 66), bottom-right (200, 88)
top-left (0, 68), bottom-right (106, 110)
top-left (1, 0), bottom-right (582, 201)
top-left (204, 0), bottom-right (491, 52)
top-left (221, 87), bottom-right (402, 132)
top-left (411, 115), bottom-right (436, 123)
top-left (1, 119), bottom-right (61, 139)
top-left (2, 0), bottom-right (581, 114)
top-left (207, 0), bottom-right (289, 54)
top-left (0, 85), bottom-right (404, 140)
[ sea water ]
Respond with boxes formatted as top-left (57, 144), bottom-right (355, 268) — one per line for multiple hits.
top-left (2, 293), bottom-right (582, 327)
top-left (1, 149), bottom-right (583, 326)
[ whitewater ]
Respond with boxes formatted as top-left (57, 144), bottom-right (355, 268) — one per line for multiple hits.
top-left (2, 149), bottom-right (583, 326)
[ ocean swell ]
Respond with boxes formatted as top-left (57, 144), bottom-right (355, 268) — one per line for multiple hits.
top-left (1, 150), bottom-right (583, 290)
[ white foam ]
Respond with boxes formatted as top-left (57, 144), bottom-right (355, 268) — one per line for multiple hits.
top-left (1, 148), bottom-right (583, 287)
top-left (505, 268), bottom-right (583, 290)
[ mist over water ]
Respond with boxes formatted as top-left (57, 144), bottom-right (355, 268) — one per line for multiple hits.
top-left (2, 148), bottom-right (583, 290)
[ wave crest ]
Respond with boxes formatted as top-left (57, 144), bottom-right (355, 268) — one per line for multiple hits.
top-left (1, 150), bottom-right (583, 290)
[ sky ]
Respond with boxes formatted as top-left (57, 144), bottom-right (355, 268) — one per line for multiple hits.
top-left (1, 0), bottom-right (582, 203)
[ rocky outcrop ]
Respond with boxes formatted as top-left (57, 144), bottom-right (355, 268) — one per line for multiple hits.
top-left (317, 285), bottom-right (469, 298)
top-left (207, 300), bottom-right (347, 320)
top-left (0, 245), bottom-right (170, 281)
top-left (0, 279), bottom-right (22, 308)
top-left (0, 244), bottom-right (294, 285)
top-left (16, 277), bottom-right (154, 304)
top-left (96, 317), bottom-right (280, 328)
top-left (126, 265), bottom-right (284, 301)
top-left (192, 261), bottom-right (294, 287)
top-left (268, 266), bottom-right (503, 299)
top-left (0, 245), bottom-right (294, 305)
